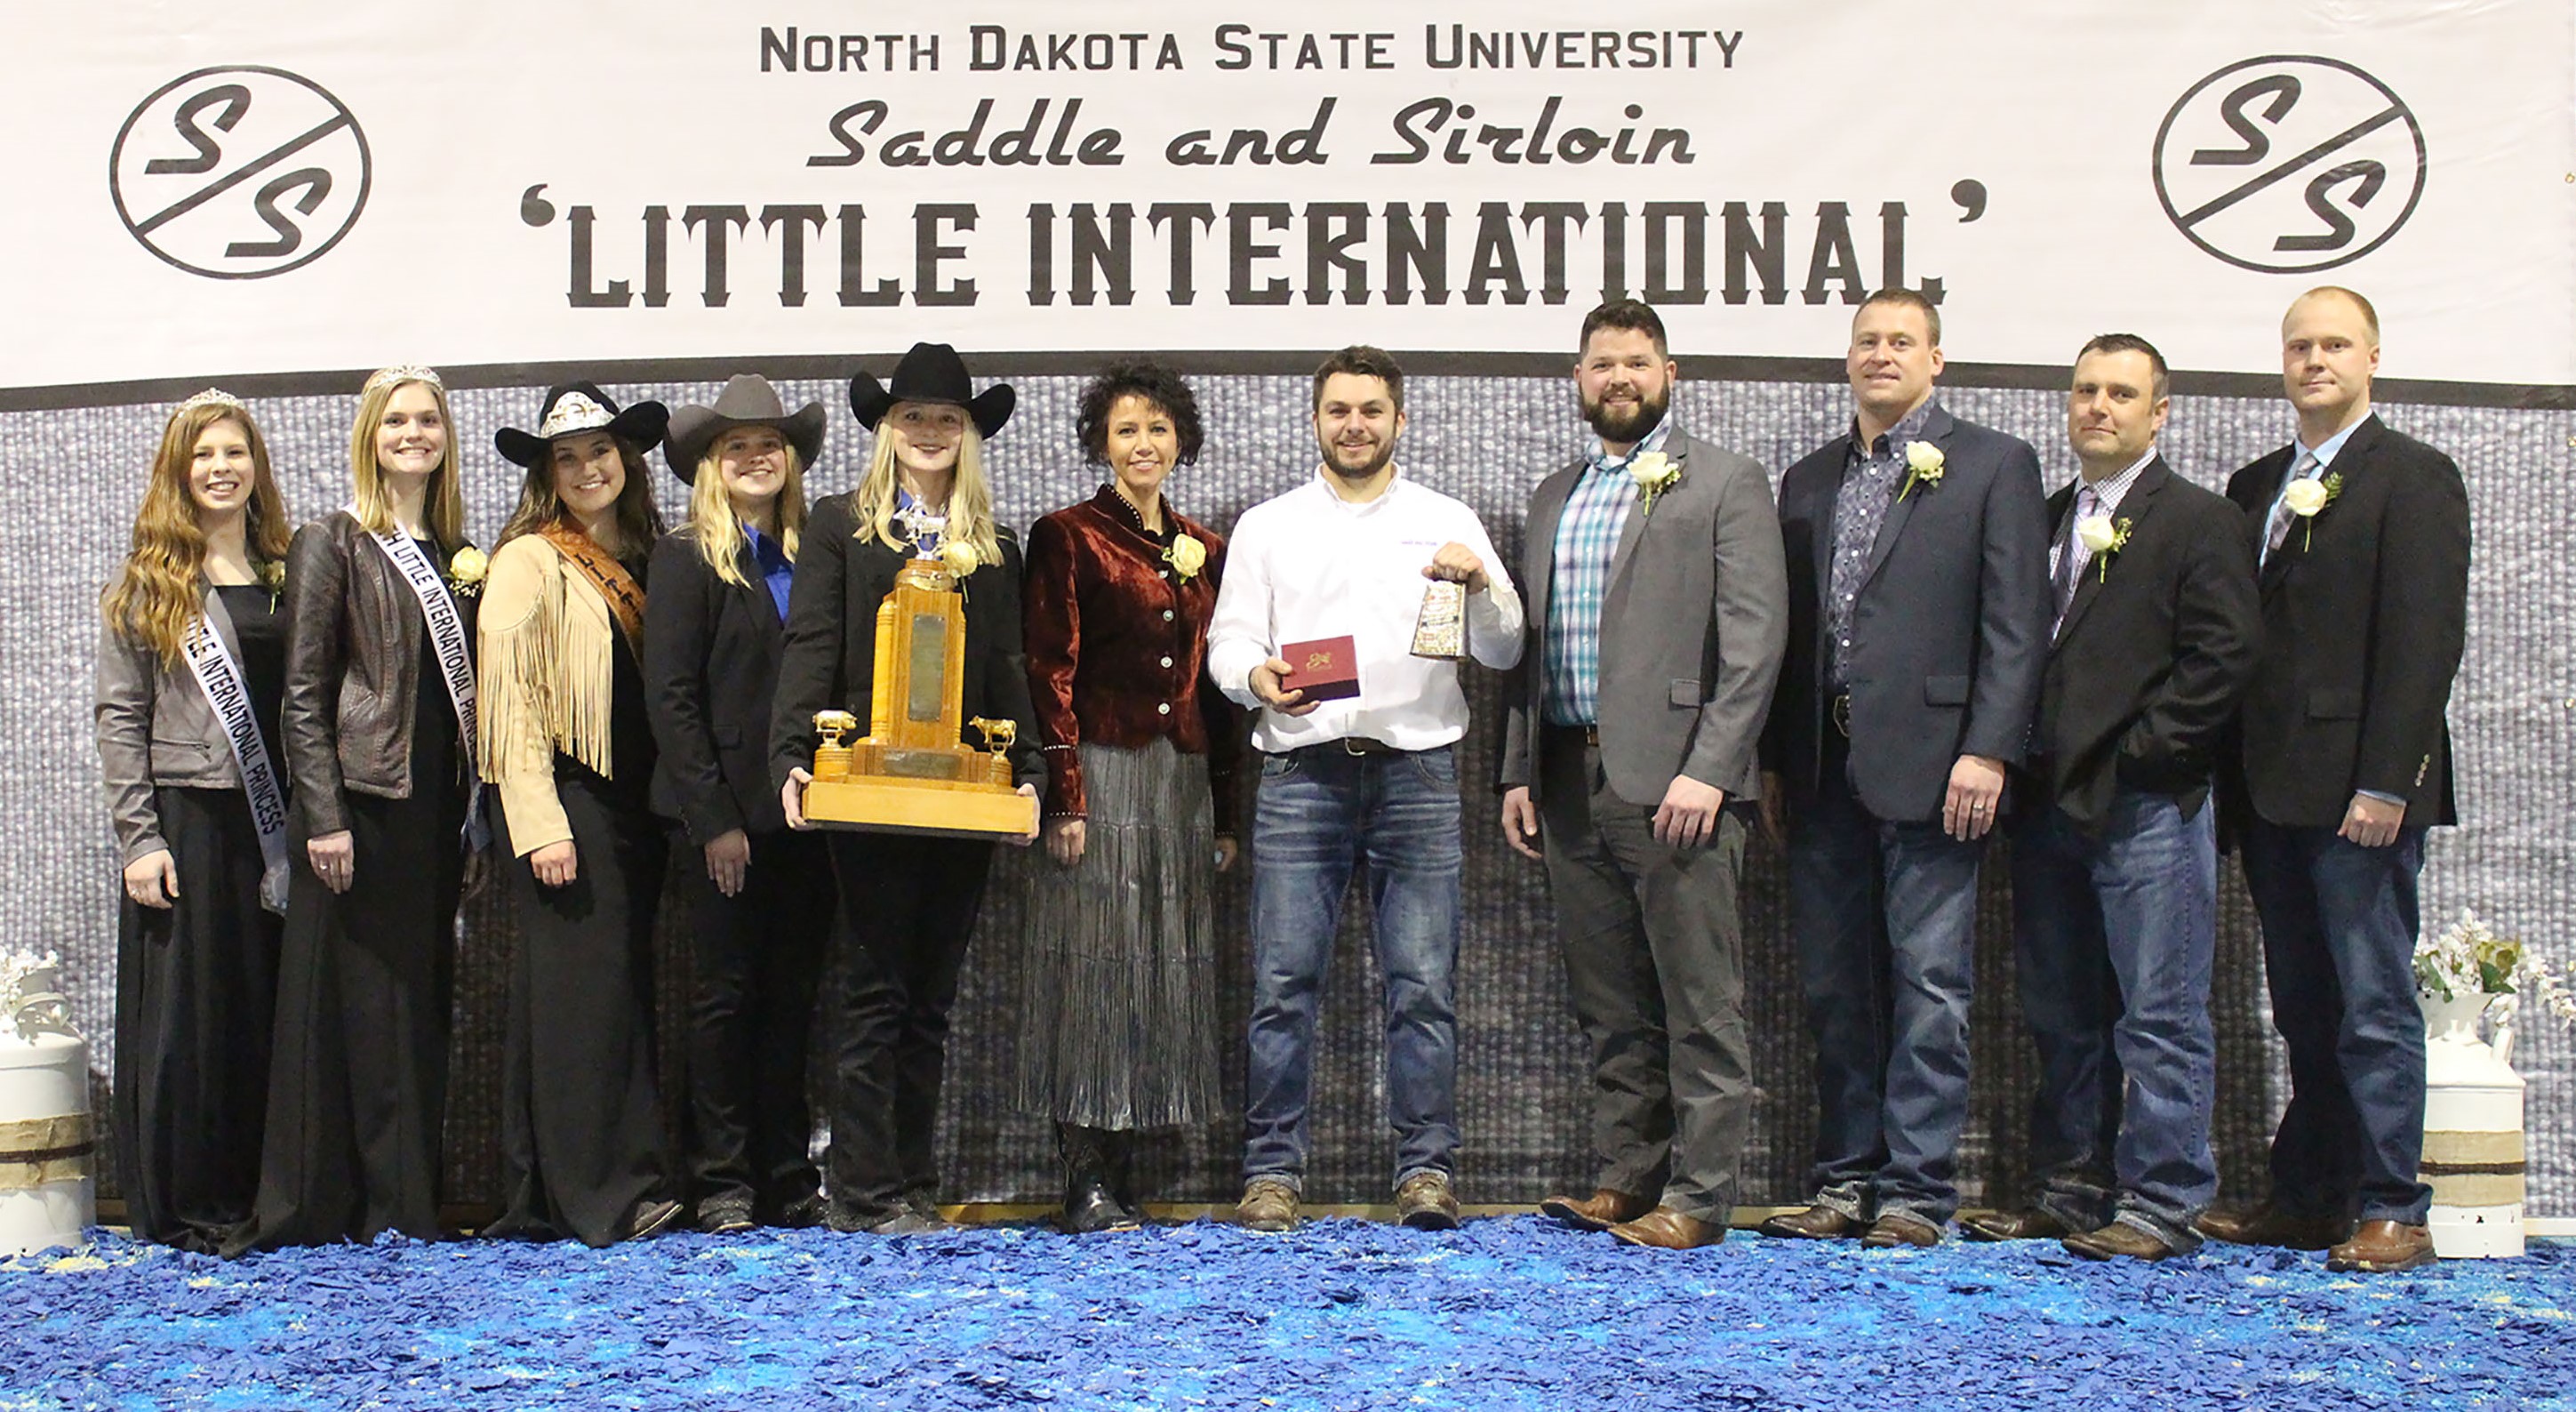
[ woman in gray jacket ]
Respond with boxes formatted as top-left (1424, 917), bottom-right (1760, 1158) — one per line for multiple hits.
top-left (94, 389), bottom-right (295, 1251)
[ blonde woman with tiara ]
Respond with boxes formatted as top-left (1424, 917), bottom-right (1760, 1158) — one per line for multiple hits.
top-left (642, 374), bottom-right (833, 1233)
top-left (478, 381), bottom-right (682, 1247)
top-left (95, 389), bottom-right (293, 1251)
top-left (771, 342), bottom-right (1041, 1235)
top-left (233, 365), bottom-right (484, 1252)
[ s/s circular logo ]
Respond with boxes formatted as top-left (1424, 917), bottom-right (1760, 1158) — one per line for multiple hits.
top-left (109, 66), bottom-right (372, 280)
top-left (2151, 56), bottom-right (2426, 275)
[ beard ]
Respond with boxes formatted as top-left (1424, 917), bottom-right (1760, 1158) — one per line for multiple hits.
top-left (1321, 434), bottom-right (1397, 483)
top-left (1583, 383), bottom-right (1668, 445)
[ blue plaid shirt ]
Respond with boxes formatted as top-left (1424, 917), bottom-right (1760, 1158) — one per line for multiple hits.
top-left (1543, 418), bottom-right (1672, 725)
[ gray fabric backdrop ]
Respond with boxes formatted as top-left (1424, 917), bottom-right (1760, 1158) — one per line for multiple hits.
top-left (14, 367), bottom-right (2569, 1213)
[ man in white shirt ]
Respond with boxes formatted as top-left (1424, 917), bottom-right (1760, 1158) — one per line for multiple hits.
top-left (1206, 345), bottom-right (1524, 1232)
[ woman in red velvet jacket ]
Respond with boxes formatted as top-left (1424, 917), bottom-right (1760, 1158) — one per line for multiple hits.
top-left (1018, 363), bottom-right (1242, 1232)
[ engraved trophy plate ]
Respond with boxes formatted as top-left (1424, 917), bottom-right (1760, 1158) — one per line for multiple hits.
top-left (1411, 579), bottom-right (1465, 660)
top-left (801, 560), bottom-right (1038, 839)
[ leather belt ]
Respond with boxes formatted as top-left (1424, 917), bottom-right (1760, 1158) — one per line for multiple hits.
top-left (1298, 736), bottom-right (1399, 757)
top-left (1544, 723), bottom-right (1602, 746)
top-left (1830, 693), bottom-right (1852, 739)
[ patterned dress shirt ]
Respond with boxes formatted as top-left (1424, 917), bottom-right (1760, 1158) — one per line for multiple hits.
top-left (1542, 417), bottom-right (1672, 725)
top-left (1825, 398), bottom-right (1938, 689)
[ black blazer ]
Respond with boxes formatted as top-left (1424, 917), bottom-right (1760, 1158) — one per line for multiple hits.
top-left (768, 493), bottom-right (1044, 795)
top-left (2220, 414), bottom-right (2469, 831)
top-left (1762, 402), bottom-right (2052, 823)
top-left (2021, 457), bottom-right (2261, 836)
top-left (644, 526), bottom-right (792, 843)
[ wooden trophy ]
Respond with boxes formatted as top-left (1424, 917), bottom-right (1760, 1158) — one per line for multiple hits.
top-left (800, 560), bottom-right (1039, 838)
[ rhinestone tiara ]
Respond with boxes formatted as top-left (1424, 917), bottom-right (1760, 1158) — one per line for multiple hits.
top-left (172, 387), bottom-right (246, 416)
top-left (364, 364), bottom-right (444, 393)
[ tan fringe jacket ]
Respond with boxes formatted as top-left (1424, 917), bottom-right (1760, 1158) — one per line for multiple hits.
top-left (477, 534), bottom-right (624, 856)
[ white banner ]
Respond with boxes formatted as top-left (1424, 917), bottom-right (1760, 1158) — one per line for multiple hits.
top-left (10, 1), bottom-right (2572, 398)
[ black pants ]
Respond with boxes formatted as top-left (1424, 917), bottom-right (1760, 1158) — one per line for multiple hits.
top-left (684, 827), bottom-right (830, 1216)
top-left (821, 830), bottom-right (995, 1223)
top-left (492, 775), bottom-right (671, 1247)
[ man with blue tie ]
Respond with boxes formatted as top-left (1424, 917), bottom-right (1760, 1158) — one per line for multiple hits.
top-left (2202, 287), bottom-right (2471, 1273)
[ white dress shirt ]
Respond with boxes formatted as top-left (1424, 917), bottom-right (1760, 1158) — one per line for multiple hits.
top-left (1208, 469), bottom-right (1524, 755)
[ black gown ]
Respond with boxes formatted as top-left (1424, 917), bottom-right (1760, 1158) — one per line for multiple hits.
top-left (487, 568), bottom-right (672, 1247)
top-left (112, 585), bottom-right (287, 1251)
top-left (232, 552), bottom-right (468, 1251)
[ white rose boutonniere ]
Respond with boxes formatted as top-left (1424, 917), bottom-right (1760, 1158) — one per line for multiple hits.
top-left (2283, 471), bottom-right (2342, 551)
top-left (1898, 439), bottom-right (1945, 500)
top-left (2078, 515), bottom-right (2133, 582)
top-left (937, 539), bottom-right (982, 578)
top-left (1628, 450), bottom-right (1682, 517)
top-left (446, 545), bottom-right (488, 598)
top-left (1164, 534), bottom-right (1208, 582)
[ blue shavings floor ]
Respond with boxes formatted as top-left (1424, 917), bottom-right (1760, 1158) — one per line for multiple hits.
top-left (1, 1219), bottom-right (2569, 1410)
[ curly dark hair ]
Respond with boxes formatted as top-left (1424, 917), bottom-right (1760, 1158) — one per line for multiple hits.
top-left (1076, 362), bottom-right (1206, 467)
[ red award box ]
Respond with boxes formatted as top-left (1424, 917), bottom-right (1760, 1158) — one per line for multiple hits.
top-left (1279, 635), bottom-right (1361, 703)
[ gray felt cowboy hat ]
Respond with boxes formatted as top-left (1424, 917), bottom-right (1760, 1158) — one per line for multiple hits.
top-left (662, 374), bottom-right (829, 485)
top-left (494, 382), bottom-right (670, 469)
top-left (847, 342), bottom-right (1015, 439)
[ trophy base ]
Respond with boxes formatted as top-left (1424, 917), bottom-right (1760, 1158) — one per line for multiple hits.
top-left (803, 776), bottom-right (1038, 840)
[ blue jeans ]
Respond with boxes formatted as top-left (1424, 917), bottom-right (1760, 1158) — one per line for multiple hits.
top-left (2009, 790), bottom-right (2217, 1251)
top-left (1784, 742), bottom-right (1985, 1224)
top-left (2239, 819), bottom-right (2432, 1225)
top-left (1244, 745), bottom-right (1462, 1191)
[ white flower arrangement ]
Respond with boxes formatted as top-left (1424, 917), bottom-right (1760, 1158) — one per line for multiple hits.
top-left (0, 950), bottom-right (77, 1042)
top-left (1628, 450), bottom-right (1681, 517)
top-left (1898, 439), bottom-right (1944, 501)
top-left (2418, 909), bottom-right (2576, 1027)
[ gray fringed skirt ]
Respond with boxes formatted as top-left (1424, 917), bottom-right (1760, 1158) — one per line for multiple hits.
top-left (1015, 738), bottom-right (1223, 1130)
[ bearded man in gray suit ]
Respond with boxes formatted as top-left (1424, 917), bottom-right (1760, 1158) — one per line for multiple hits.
top-left (1499, 300), bottom-right (1788, 1251)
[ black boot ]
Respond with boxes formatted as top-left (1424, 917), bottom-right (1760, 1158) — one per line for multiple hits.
top-left (1101, 1128), bottom-right (1148, 1226)
top-left (1057, 1125), bottom-right (1131, 1234)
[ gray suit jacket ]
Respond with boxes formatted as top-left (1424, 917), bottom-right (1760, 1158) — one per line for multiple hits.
top-left (1499, 425), bottom-right (1788, 806)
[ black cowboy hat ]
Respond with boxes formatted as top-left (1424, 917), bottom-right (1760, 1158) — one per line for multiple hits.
top-left (662, 374), bottom-right (829, 485)
top-left (495, 382), bottom-right (670, 469)
top-left (847, 342), bottom-right (1014, 439)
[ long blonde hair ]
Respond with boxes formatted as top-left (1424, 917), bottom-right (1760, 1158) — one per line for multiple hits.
top-left (348, 368), bottom-right (468, 551)
top-left (692, 445), bottom-right (807, 586)
top-left (849, 418), bottom-right (1003, 564)
top-left (102, 400), bottom-right (293, 664)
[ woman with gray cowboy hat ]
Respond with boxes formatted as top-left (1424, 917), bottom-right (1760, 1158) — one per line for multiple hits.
top-left (478, 381), bottom-right (685, 1247)
top-left (771, 342), bottom-right (1042, 1235)
top-left (640, 374), bottom-right (836, 1233)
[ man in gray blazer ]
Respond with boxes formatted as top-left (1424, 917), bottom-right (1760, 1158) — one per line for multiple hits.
top-left (1499, 300), bottom-right (1788, 1250)
top-left (1757, 289), bottom-right (2052, 1247)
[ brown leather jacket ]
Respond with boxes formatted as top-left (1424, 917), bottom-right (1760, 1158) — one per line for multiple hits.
top-left (283, 510), bottom-right (478, 836)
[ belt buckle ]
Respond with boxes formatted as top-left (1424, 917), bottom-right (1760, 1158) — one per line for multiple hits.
top-left (1340, 736), bottom-right (1371, 757)
top-left (1831, 694), bottom-right (1852, 738)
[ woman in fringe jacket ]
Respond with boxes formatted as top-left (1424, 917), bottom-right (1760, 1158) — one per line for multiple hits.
top-left (95, 389), bottom-right (295, 1251)
top-left (642, 375), bottom-right (834, 1234)
top-left (232, 366), bottom-right (482, 1253)
top-left (477, 382), bottom-right (682, 1247)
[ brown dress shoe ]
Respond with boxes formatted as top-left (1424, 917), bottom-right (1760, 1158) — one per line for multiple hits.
top-left (1756, 1205), bottom-right (1864, 1240)
top-left (2196, 1202), bottom-right (2353, 1251)
top-left (1961, 1208), bottom-right (2073, 1242)
top-left (2063, 1223), bottom-right (2182, 1262)
top-left (2326, 1220), bottom-right (2436, 1273)
top-left (1608, 1207), bottom-right (1725, 1250)
top-left (1540, 1188), bottom-right (1655, 1231)
top-left (1861, 1213), bottom-right (1942, 1248)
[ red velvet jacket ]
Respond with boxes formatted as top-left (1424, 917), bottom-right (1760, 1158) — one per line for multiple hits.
top-left (1022, 485), bottom-right (1242, 829)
